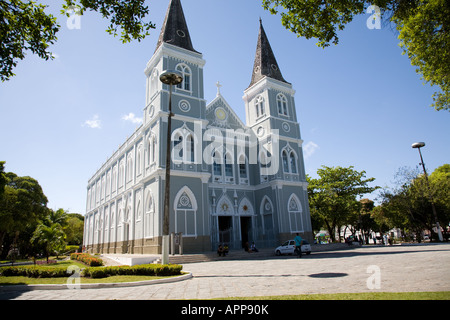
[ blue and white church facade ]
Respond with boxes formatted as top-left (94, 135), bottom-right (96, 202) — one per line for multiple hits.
top-left (83, 0), bottom-right (312, 254)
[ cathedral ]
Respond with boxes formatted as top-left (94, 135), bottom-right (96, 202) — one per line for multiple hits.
top-left (83, 0), bottom-right (312, 254)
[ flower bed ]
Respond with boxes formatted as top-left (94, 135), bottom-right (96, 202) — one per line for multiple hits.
top-left (70, 253), bottom-right (103, 267)
top-left (83, 264), bottom-right (183, 279)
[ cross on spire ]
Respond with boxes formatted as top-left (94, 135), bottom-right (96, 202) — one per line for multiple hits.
top-left (216, 81), bottom-right (223, 96)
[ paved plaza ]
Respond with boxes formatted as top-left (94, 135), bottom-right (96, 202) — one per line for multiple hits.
top-left (1, 244), bottom-right (449, 300)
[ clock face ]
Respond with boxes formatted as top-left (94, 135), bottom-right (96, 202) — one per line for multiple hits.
top-left (215, 107), bottom-right (227, 121)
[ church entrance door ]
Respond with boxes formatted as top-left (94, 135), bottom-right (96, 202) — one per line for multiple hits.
top-left (240, 217), bottom-right (252, 249)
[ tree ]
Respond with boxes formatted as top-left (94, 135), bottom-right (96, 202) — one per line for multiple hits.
top-left (0, 168), bottom-right (48, 259)
top-left (64, 214), bottom-right (84, 245)
top-left (261, 0), bottom-right (450, 111)
top-left (307, 166), bottom-right (379, 242)
top-left (378, 165), bottom-right (450, 242)
top-left (31, 222), bottom-right (66, 262)
top-left (358, 198), bottom-right (378, 244)
top-left (1, 0), bottom-right (155, 81)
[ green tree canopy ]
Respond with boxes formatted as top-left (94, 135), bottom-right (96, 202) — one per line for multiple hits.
top-left (307, 165), bottom-right (379, 242)
top-left (262, 0), bottom-right (449, 111)
top-left (0, 166), bottom-right (48, 258)
top-left (378, 164), bottom-right (450, 241)
top-left (0, 0), bottom-right (155, 81)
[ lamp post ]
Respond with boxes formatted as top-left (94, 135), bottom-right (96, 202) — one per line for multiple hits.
top-left (411, 142), bottom-right (443, 242)
top-left (159, 70), bottom-right (183, 264)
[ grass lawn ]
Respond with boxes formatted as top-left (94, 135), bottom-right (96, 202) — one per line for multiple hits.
top-left (0, 260), bottom-right (184, 286)
top-left (223, 291), bottom-right (450, 300)
top-left (0, 274), bottom-right (181, 286)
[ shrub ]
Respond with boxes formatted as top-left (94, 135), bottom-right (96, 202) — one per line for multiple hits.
top-left (83, 264), bottom-right (183, 278)
top-left (70, 253), bottom-right (103, 266)
top-left (0, 265), bottom-right (69, 278)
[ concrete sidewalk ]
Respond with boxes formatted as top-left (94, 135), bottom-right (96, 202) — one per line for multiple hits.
top-left (1, 244), bottom-right (449, 300)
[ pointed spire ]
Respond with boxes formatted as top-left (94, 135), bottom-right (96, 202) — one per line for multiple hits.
top-left (155, 0), bottom-right (200, 54)
top-left (248, 20), bottom-right (288, 88)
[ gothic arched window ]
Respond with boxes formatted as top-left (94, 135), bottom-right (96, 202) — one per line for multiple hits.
top-left (176, 64), bottom-right (191, 91)
top-left (255, 95), bottom-right (265, 118)
top-left (174, 186), bottom-right (197, 237)
top-left (288, 194), bottom-right (303, 233)
top-left (277, 93), bottom-right (288, 116)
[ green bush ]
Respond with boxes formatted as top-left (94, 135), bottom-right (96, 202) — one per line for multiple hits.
top-left (0, 265), bottom-right (70, 278)
top-left (83, 264), bottom-right (183, 279)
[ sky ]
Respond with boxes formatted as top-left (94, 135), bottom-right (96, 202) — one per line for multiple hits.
top-left (1, 0), bottom-right (449, 215)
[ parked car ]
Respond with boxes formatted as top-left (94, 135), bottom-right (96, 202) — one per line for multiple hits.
top-left (275, 239), bottom-right (312, 256)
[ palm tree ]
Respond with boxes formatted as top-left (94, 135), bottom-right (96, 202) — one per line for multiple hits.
top-left (31, 222), bottom-right (66, 262)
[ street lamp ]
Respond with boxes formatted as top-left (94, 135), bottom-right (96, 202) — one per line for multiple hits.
top-left (159, 70), bottom-right (183, 264)
top-left (411, 142), bottom-right (443, 242)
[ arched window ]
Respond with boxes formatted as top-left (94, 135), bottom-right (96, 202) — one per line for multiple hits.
top-left (260, 196), bottom-right (274, 236)
top-left (112, 166), bottom-right (117, 192)
top-left (176, 64), bottom-right (191, 91)
top-left (282, 150), bottom-right (289, 173)
top-left (255, 95), bottom-right (265, 118)
top-left (173, 133), bottom-right (183, 162)
top-left (277, 93), bottom-right (288, 116)
top-left (225, 153), bottom-right (233, 177)
top-left (144, 191), bottom-right (155, 238)
top-left (289, 151), bottom-right (297, 174)
top-left (126, 156), bottom-right (133, 182)
top-left (213, 151), bottom-right (222, 177)
top-left (136, 145), bottom-right (142, 176)
top-left (186, 134), bottom-right (195, 163)
top-left (288, 194), bottom-right (303, 233)
top-left (281, 146), bottom-right (299, 174)
top-left (174, 186), bottom-right (197, 237)
top-left (150, 68), bottom-right (159, 97)
top-left (118, 161), bottom-right (124, 187)
top-left (238, 154), bottom-right (247, 179)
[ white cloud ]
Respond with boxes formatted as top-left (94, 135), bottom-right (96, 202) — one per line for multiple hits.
top-left (303, 141), bottom-right (319, 159)
top-left (83, 114), bottom-right (102, 129)
top-left (122, 112), bottom-right (143, 124)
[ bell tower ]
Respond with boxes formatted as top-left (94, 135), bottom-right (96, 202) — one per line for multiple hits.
top-left (143, 0), bottom-right (206, 125)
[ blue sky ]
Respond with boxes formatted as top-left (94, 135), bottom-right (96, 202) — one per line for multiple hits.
top-left (1, 0), bottom-right (448, 214)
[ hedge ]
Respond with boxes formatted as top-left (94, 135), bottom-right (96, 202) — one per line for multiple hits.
top-left (0, 265), bottom-right (73, 278)
top-left (70, 253), bottom-right (103, 267)
top-left (83, 264), bottom-right (183, 279)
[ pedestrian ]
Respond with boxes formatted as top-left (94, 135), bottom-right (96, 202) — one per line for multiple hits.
top-left (294, 233), bottom-right (303, 258)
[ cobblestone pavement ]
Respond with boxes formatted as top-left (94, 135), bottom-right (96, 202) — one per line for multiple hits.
top-left (1, 244), bottom-right (449, 300)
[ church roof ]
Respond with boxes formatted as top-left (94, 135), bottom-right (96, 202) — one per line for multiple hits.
top-left (155, 0), bottom-right (200, 54)
top-left (248, 20), bottom-right (289, 88)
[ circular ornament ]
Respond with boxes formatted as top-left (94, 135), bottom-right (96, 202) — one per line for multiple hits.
top-left (179, 100), bottom-right (191, 112)
top-left (282, 122), bottom-right (290, 132)
top-left (215, 107), bottom-right (227, 121)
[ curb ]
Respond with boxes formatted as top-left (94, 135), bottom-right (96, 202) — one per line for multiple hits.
top-left (0, 272), bottom-right (192, 291)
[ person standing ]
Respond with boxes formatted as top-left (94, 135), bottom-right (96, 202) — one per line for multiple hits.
top-left (294, 233), bottom-right (303, 258)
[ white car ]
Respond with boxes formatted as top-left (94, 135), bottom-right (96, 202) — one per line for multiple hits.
top-left (275, 239), bottom-right (312, 256)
